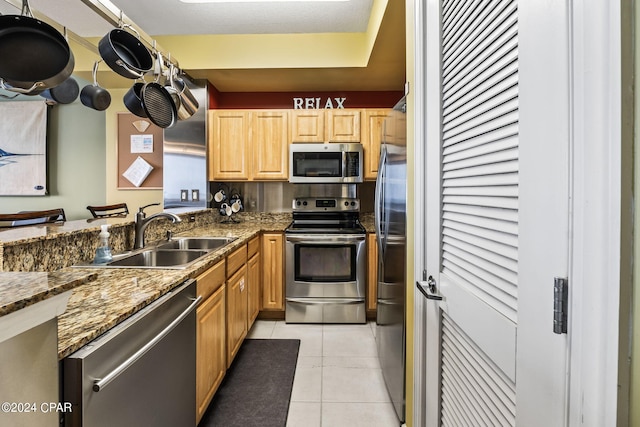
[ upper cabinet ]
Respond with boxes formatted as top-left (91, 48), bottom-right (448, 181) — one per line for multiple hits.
top-left (362, 109), bottom-right (391, 180)
top-left (209, 107), bottom-right (388, 182)
top-left (251, 110), bottom-right (289, 180)
top-left (291, 109), bottom-right (361, 143)
top-left (208, 110), bottom-right (289, 181)
top-left (208, 110), bottom-right (251, 180)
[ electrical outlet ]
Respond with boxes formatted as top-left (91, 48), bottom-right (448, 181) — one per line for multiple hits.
top-left (180, 190), bottom-right (188, 202)
top-left (191, 189), bottom-right (200, 201)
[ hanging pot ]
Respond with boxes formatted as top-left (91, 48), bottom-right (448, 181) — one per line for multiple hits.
top-left (98, 26), bottom-right (153, 79)
top-left (171, 72), bottom-right (199, 120)
top-left (123, 82), bottom-right (147, 118)
top-left (0, 13), bottom-right (74, 94)
top-left (80, 61), bottom-right (111, 111)
top-left (41, 76), bottom-right (79, 104)
top-left (138, 51), bottom-right (176, 128)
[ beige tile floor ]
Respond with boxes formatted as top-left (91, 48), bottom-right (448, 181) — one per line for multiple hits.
top-left (246, 320), bottom-right (401, 427)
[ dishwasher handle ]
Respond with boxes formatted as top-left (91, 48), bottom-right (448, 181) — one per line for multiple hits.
top-left (93, 295), bottom-right (202, 392)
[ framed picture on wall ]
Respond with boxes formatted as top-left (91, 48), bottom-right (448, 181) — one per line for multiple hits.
top-left (0, 101), bottom-right (48, 196)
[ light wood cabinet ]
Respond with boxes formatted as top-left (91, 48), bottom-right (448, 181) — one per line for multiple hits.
top-left (291, 110), bottom-right (325, 142)
top-left (196, 260), bottom-right (226, 424)
top-left (208, 110), bottom-right (250, 180)
top-left (291, 109), bottom-right (361, 143)
top-left (362, 109), bottom-right (391, 180)
top-left (326, 109), bottom-right (361, 142)
top-left (261, 233), bottom-right (285, 311)
top-left (251, 110), bottom-right (289, 180)
top-left (226, 245), bottom-right (248, 367)
top-left (367, 233), bottom-right (378, 312)
top-left (226, 264), bottom-right (248, 367)
top-left (209, 110), bottom-right (289, 181)
top-left (247, 236), bottom-right (261, 328)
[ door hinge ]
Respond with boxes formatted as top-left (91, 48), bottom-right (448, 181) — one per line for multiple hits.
top-left (553, 277), bottom-right (568, 334)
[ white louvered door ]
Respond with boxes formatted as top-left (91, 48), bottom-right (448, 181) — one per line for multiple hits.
top-left (422, 0), bottom-right (570, 425)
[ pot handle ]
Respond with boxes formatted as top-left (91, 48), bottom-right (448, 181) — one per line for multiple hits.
top-left (0, 78), bottom-right (44, 95)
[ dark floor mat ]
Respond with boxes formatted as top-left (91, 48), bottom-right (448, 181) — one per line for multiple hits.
top-left (198, 338), bottom-right (300, 427)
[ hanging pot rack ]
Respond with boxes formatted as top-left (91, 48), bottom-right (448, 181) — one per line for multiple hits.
top-left (0, 0), bottom-right (182, 74)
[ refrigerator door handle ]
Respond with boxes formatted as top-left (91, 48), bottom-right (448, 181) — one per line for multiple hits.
top-left (374, 145), bottom-right (387, 256)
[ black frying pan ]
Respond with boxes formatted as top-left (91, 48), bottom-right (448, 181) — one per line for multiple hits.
top-left (0, 14), bottom-right (74, 93)
top-left (99, 28), bottom-right (153, 79)
top-left (141, 82), bottom-right (176, 128)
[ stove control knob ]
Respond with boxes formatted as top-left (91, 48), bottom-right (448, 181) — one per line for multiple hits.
top-left (296, 201), bottom-right (301, 206)
top-left (303, 201), bottom-right (308, 206)
top-left (344, 201), bottom-right (349, 207)
top-left (351, 201), bottom-right (356, 206)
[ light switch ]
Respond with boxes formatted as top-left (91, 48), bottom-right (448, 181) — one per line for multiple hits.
top-left (180, 190), bottom-right (188, 202)
top-left (191, 189), bottom-right (200, 202)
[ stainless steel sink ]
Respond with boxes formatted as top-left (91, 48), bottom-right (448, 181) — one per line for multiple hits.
top-left (73, 235), bottom-right (237, 269)
top-left (106, 249), bottom-right (209, 268)
top-left (156, 237), bottom-right (236, 251)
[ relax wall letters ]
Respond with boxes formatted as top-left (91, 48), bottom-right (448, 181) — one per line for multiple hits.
top-left (293, 97), bottom-right (346, 109)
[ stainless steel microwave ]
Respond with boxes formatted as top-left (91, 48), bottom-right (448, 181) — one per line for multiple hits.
top-left (289, 143), bottom-right (364, 183)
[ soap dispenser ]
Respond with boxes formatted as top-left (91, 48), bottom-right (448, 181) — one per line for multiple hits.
top-left (94, 224), bottom-right (113, 264)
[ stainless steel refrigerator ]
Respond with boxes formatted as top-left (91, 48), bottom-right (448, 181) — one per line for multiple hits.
top-left (375, 97), bottom-right (407, 423)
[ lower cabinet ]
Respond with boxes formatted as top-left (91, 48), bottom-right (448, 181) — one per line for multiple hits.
top-left (261, 233), bottom-right (284, 311)
top-left (247, 236), bottom-right (261, 327)
top-left (196, 260), bottom-right (226, 425)
top-left (226, 245), bottom-right (248, 368)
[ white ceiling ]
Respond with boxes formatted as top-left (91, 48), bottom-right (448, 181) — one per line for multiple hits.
top-left (0, 0), bottom-right (404, 92)
top-left (0, 0), bottom-right (374, 37)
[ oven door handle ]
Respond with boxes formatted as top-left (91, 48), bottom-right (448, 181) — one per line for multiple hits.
top-left (287, 298), bottom-right (364, 305)
top-left (285, 234), bottom-right (366, 243)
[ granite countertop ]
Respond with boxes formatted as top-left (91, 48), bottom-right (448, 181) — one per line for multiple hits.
top-left (0, 271), bottom-right (98, 317)
top-left (56, 219), bottom-right (291, 360)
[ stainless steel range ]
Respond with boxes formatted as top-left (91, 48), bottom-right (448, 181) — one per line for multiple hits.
top-left (285, 197), bottom-right (366, 323)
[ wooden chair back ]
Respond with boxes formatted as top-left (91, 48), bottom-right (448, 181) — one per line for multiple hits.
top-left (86, 203), bottom-right (129, 218)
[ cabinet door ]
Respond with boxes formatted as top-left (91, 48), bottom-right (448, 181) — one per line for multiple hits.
top-left (367, 233), bottom-right (378, 312)
top-left (208, 110), bottom-right (250, 180)
top-left (226, 265), bottom-right (248, 367)
top-left (362, 109), bottom-right (391, 180)
top-left (196, 284), bottom-right (226, 424)
top-left (247, 252), bottom-right (261, 328)
top-left (261, 233), bottom-right (284, 311)
top-left (251, 110), bottom-right (289, 180)
top-left (291, 110), bottom-right (325, 143)
top-left (327, 109), bottom-right (361, 142)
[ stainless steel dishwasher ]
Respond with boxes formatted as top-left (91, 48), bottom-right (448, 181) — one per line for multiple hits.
top-left (63, 280), bottom-right (199, 427)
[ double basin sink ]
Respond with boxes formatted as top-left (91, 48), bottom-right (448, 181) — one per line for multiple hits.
top-left (84, 237), bottom-right (236, 269)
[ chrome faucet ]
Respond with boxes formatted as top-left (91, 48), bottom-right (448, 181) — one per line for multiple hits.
top-left (134, 203), bottom-right (182, 249)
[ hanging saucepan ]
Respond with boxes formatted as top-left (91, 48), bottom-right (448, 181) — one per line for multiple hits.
top-left (164, 62), bottom-right (181, 112)
top-left (0, 3), bottom-right (74, 94)
top-left (98, 25), bottom-right (153, 79)
top-left (40, 76), bottom-right (79, 104)
top-left (123, 81), bottom-right (147, 118)
top-left (139, 52), bottom-right (176, 128)
top-left (171, 70), bottom-right (199, 120)
top-left (80, 61), bottom-right (111, 111)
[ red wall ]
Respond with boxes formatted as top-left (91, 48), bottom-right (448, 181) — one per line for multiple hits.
top-left (209, 84), bottom-right (403, 109)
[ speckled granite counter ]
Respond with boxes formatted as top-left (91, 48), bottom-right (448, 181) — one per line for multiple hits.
top-left (0, 271), bottom-right (98, 317)
top-left (56, 217), bottom-right (291, 360)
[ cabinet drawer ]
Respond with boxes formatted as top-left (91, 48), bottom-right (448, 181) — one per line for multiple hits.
top-left (248, 236), bottom-right (260, 258)
top-left (227, 244), bottom-right (247, 278)
top-left (197, 259), bottom-right (225, 301)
